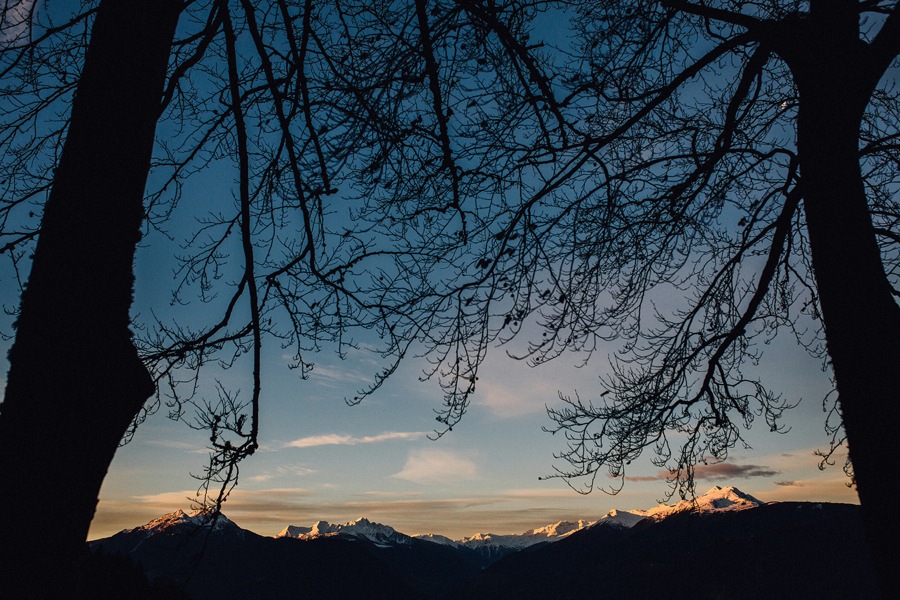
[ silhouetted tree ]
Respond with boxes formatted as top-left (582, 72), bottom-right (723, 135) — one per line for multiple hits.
top-left (0, 0), bottom-right (182, 594)
top-left (1, 0), bottom-right (898, 597)
top-left (287, 2), bottom-right (899, 592)
top-left (0, 0), bottom-right (553, 591)
top-left (524, 3), bottom-right (899, 597)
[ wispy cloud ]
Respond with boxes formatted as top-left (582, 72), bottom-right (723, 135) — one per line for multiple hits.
top-left (146, 439), bottom-right (207, 453)
top-left (357, 491), bottom-right (423, 498)
top-left (286, 431), bottom-right (426, 448)
top-left (477, 378), bottom-right (553, 418)
top-left (695, 463), bottom-right (780, 480)
top-left (392, 448), bottom-right (478, 484)
top-left (306, 363), bottom-right (375, 386)
top-left (625, 462), bottom-right (780, 483)
top-left (755, 477), bottom-right (858, 505)
top-left (247, 465), bottom-right (318, 483)
top-left (500, 488), bottom-right (588, 499)
top-left (132, 487), bottom-right (312, 509)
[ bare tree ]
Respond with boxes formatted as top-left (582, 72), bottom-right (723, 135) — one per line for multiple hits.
top-left (1, 0), bottom-right (898, 596)
top-left (291, 0), bottom-right (898, 594)
top-left (530, 4), bottom-right (899, 596)
top-left (0, 0), bottom-right (182, 592)
top-left (391, 0), bottom-right (897, 594)
top-left (0, 0), bottom-right (554, 590)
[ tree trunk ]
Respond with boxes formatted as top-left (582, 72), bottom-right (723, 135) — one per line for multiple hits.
top-left (0, 0), bottom-right (181, 594)
top-left (792, 10), bottom-right (900, 597)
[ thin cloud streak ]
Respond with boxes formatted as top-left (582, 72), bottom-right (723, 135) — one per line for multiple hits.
top-left (307, 363), bottom-right (376, 385)
top-left (357, 491), bottom-right (423, 498)
top-left (624, 462), bottom-right (781, 482)
top-left (133, 487), bottom-right (313, 509)
top-left (247, 465), bottom-right (318, 483)
top-left (286, 431), bottom-right (426, 448)
top-left (500, 488), bottom-right (590, 500)
top-left (755, 477), bottom-right (859, 505)
top-left (145, 439), bottom-right (207, 453)
top-left (695, 463), bottom-right (781, 480)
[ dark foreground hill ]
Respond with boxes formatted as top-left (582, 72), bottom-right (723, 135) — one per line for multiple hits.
top-left (92, 513), bottom-right (478, 600)
top-left (92, 501), bottom-right (878, 599)
top-left (459, 502), bottom-right (879, 600)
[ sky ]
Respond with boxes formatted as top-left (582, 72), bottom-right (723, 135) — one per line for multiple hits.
top-left (0, 0), bottom-right (866, 543)
top-left (85, 310), bottom-right (859, 540)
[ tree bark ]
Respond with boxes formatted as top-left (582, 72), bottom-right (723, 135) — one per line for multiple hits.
top-left (789, 8), bottom-right (900, 597)
top-left (0, 0), bottom-right (181, 594)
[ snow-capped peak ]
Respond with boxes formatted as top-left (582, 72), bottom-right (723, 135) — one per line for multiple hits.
top-left (141, 509), bottom-right (192, 531)
top-left (670, 485), bottom-right (761, 514)
top-left (594, 509), bottom-right (647, 528)
top-left (452, 519), bottom-right (596, 551)
top-left (275, 524), bottom-right (312, 538)
top-left (276, 517), bottom-right (413, 547)
top-left (413, 533), bottom-right (460, 547)
top-left (697, 485), bottom-right (761, 508)
top-left (438, 485), bottom-right (761, 551)
top-left (133, 509), bottom-right (237, 536)
top-left (523, 519), bottom-right (592, 538)
top-left (627, 485), bottom-right (762, 521)
top-left (274, 485), bottom-right (762, 552)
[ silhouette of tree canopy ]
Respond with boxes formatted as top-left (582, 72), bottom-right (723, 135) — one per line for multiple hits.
top-left (0, 0), bottom-right (898, 596)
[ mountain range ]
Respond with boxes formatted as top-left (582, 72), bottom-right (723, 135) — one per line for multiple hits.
top-left (91, 486), bottom-right (879, 599)
top-left (279, 485), bottom-right (755, 546)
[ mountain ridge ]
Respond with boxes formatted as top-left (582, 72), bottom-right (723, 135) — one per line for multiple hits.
top-left (262, 485), bottom-right (761, 551)
top-left (91, 487), bottom-right (877, 600)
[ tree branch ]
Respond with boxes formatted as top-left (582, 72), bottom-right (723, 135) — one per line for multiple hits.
top-left (866, 1), bottom-right (900, 84)
top-left (661, 0), bottom-right (763, 30)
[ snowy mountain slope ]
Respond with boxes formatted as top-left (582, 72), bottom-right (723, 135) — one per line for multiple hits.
top-left (276, 517), bottom-right (414, 547)
top-left (138, 509), bottom-right (238, 533)
top-left (274, 524), bottom-right (312, 538)
top-left (414, 533), bottom-right (460, 547)
top-left (626, 485), bottom-right (762, 521)
top-left (451, 518), bottom-right (593, 551)
top-left (410, 485), bottom-right (761, 553)
top-left (269, 485), bottom-right (763, 557)
top-left (593, 508), bottom-right (648, 528)
top-left (461, 500), bottom-right (876, 600)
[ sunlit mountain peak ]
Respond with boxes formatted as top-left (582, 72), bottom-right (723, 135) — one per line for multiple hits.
top-left (276, 516), bottom-right (412, 547)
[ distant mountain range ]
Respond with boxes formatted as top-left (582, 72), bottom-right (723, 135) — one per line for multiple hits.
top-left (91, 486), bottom-right (879, 599)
